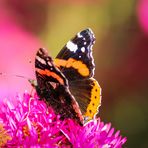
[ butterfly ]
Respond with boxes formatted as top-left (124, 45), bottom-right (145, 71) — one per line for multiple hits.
top-left (30, 28), bottom-right (101, 125)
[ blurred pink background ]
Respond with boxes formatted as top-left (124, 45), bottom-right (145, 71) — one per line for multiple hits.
top-left (0, 0), bottom-right (43, 99)
top-left (0, 0), bottom-right (148, 147)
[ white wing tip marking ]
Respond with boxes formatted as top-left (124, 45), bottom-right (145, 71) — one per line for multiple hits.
top-left (66, 41), bottom-right (78, 53)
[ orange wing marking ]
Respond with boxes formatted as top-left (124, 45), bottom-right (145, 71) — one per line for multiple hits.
top-left (36, 68), bottom-right (64, 85)
top-left (54, 58), bottom-right (89, 77)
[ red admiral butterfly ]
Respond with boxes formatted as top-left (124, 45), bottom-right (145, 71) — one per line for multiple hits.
top-left (30, 28), bottom-right (101, 125)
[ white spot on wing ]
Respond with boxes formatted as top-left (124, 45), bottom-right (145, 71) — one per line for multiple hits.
top-left (88, 28), bottom-right (95, 41)
top-left (36, 56), bottom-right (46, 65)
top-left (90, 45), bottom-right (93, 51)
top-left (47, 61), bottom-right (52, 66)
top-left (89, 48), bottom-right (95, 76)
top-left (77, 32), bottom-right (83, 38)
top-left (88, 28), bottom-right (93, 34)
top-left (81, 47), bottom-right (85, 52)
top-left (66, 41), bottom-right (78, 53)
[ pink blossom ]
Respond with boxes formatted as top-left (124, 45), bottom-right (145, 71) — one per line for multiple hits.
top-left (0, 92), bottom-right (126, 147)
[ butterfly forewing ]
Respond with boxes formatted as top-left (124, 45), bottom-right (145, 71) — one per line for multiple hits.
top-left (35, 48), bottom-right (84, 125)
top-left (55, 28), bottom-right (95, 81)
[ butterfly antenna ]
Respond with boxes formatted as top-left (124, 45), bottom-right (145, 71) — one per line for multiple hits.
top-left (0, 72), bottom-right (31, 80)
top-left (0, 72), bottom-right (37, 97)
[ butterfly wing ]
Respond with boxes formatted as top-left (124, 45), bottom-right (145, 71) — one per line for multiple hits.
top-left (54, 28), bottom-right (101, 121)
top-left (69, 78), bottom-right (101, 120)
top-left (35, 48), bottom-right (83, 125)
top-left (55, 28), bottom-right (95, 81)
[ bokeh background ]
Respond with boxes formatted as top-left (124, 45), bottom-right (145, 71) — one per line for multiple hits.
top-left (0, 0), bottom-right (148, 147)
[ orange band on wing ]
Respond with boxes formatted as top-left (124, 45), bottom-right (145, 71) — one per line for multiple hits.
top-left (54, 58), bottom-right (89, 77)
top-left (36, 68), bottom-right (64, 85)
top-left (54, 59), bottom-right (67, 67)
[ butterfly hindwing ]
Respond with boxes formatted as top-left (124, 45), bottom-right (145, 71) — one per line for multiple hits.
top-left (69, 78), bottom-right (101, 120)
top-left (35, 48), bottom-right (84, 125)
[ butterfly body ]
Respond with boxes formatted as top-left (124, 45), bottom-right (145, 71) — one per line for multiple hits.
top-left (32, 28), bottom-right (101, 125)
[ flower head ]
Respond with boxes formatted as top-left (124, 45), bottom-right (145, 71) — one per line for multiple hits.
top-left (0, 92), bottom-right (126, 147)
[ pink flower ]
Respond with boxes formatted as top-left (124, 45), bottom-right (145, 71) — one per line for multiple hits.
top-left (0, 92), bottom-right (127, 147)
top-left (61, 119), bottom-right (127, 148)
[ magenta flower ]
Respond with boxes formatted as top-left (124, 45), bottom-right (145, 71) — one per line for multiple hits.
top-left (0, 92), bottom-right (126, 147)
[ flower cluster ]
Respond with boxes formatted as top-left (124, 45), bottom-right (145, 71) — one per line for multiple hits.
top-left (0, 92), bottom-right (126, 147)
